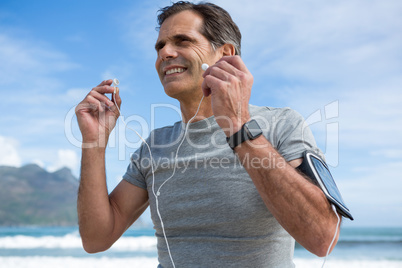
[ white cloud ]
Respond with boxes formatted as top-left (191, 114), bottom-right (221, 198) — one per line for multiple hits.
top-left (216, 0), bottom-right (402, 91)
top-left (219, 0), bottom-right (402, 81)
top-left (119, 2), bottom-right (160, 60)
top-left (65, 88), bottom-right (90, 104)
top-left (337, 85), bottom-right (402, 149)
top-left (32, 159), bottom-right (45, 168)
top-left (371, 150), bottom-right (402, 159)
top-left (0, 33), bottom-right (79, 90)
top-left (347, 161), bottom-right (402, 204)
top-left (340, 161), bottom-right (402, 226)
top-left (0, 29), bottom-right (84, 175)
top-left (100, 64), bottom-right (136, 91)
top-left (0, 136), bottom-right (21, 167)
top-left (280, 80), bottom-right (402, 152)
top-left (0, 31), bottom-right (82, 137)
top-left (47, 149), bottom-right (79, 174)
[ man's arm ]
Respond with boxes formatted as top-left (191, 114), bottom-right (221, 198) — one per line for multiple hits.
top-left (78, 148), bottom-right (149, 253)
top-left (202, 55), bottom-right (340, 257)
top-left (234, 137), bottom-right (340, 257)
top-left (75, 80), bottom-right (149, 253)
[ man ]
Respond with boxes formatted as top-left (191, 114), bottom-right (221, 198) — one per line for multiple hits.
top-left (75, 2), bottom-right (341, 267)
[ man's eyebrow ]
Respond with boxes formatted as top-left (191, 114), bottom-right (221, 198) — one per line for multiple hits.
top-left (155, 34), bottom-right (196, 51)
top-left (173, 34), bottom-right (195, 42)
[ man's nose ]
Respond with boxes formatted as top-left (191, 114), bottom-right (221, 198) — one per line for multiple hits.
top-left (159, 43), bottom-right (178, 61)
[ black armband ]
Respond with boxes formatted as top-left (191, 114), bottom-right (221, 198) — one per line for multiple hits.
top-left (297, 150), bottom-right (354, 220)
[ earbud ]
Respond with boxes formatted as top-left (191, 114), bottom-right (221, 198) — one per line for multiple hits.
top-left (201, 63), bottom-right (209, 71)
top-left (113, 78), bottom-right (119, 94)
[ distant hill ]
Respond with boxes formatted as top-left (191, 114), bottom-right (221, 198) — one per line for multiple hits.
top-left (0, 164), bottom-right (79, 226)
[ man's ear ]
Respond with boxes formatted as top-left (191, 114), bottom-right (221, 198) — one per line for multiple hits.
top-left (221, 43), bottom-right (236, 56)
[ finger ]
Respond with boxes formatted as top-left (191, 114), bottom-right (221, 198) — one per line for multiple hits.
top-left (80, 95), bottom-right (105, 114)
top-left (214, 60), bottom-right (242, 77)
top-left (92, 85), bottom-right (115, 95)
top-left (217, 55), bottom-right (249, 73)
top-left (203, 58), bottom-right (242, 80)
top-left (88, 90), bottom-right (114, 107)
top-left (111, 86), bottom-right (119, 102)
top-left (97, 79), bottom-right (113, 87)
top-left (111, 87), bottom-right (122, 109)
top-left (206, 64), bottom-right (236, 83)
top-left (202, 74), bottom-right (226, 96)
top-left (201, 81), bottom-right (211, 97)
top-left (85, 94), bottom-right (118, 117)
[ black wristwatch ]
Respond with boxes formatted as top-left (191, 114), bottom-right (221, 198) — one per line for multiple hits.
top-left (226, 119), bottom-right (263, 150)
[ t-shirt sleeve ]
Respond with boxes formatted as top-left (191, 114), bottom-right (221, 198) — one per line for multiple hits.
top-left (272, 108), bottom-right (324, 162)
top-left (122, 147), bottom-right (147, 190)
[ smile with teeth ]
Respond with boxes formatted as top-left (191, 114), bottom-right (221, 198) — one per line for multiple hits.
top-left (165, 67), bottom-right (186, 75)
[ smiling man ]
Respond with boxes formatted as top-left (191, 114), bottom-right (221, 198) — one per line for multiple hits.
top-left (75, 2), bottom-right (343, 267)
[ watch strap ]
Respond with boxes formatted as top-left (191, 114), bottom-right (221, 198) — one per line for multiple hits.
top-left (226, 119), bottom-right (262, 150)
top-left (226, 124), bottom-right (247, 150)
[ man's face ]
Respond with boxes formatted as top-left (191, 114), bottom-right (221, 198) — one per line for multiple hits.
top-left (155, 10), bottom-right (219, 99)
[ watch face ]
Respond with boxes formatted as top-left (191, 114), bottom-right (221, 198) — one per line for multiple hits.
top-left (245, 120), bottom-right (262, 138)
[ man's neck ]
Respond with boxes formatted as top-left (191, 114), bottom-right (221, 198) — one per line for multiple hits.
top-left (180, 94), bottom-right (213, 123)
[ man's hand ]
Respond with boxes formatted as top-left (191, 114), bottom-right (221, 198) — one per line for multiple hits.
top-left (201, 56), bottom-right (253, 136)
top-left (75, 79), bottom-right (121, 148)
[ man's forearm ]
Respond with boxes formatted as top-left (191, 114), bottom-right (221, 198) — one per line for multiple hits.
top-left (77, 147), bottom-right (115, 252)
top-left (234, 135), bottom-right (340, 257)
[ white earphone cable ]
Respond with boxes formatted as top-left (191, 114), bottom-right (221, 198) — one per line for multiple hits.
top-left (112, 79), bottom-right (204, 268)
top-left (156, 95), bottom-right (205, 195)
top-left (321, 204), bottom-right (340, 268)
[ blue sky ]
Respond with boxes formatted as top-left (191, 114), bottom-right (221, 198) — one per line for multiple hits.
top-left (0, 0), bottom-right (401, 227)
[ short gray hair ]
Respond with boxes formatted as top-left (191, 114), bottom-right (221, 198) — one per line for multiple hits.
top-left (157, 1), bottom-right (242, 56)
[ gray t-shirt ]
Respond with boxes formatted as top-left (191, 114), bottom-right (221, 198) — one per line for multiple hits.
top-left (123, 104), bottom-right (322, 267)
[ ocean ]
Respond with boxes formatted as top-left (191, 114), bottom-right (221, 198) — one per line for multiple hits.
top-left (0, 226), bottom-right (401, 268)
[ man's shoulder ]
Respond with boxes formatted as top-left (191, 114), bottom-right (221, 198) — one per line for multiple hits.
top-left (249, 104), bottom-right (303, 121)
